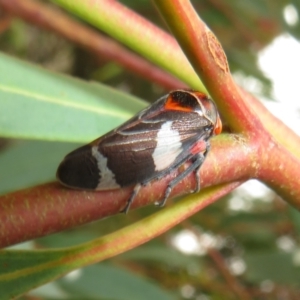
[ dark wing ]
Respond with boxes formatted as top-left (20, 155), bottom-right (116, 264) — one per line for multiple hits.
top-left (96, 106), bottom-right (213, 188)
top-left (57, 95), bottom-right (214, 191)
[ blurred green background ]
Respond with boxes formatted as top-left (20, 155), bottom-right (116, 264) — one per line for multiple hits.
top-left (1, 1), bottom-right (300, 299)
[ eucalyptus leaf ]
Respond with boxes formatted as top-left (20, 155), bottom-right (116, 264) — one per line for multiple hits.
top-left (59, 264), bottom-right (175, 300)
top-left (0, 53), bottom-right (146, 143)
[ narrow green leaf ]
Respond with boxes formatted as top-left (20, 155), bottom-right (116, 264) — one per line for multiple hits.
top-left (0, 249), bottom-right (76, 300)
top-left (58, 264), bottom-right (174, 300)
top-left (0, 53), bottom-right (146, 142)
top-left (120, 245), bottom-right (200, 268)
top-left (51, 0), bottom-right (205, 91)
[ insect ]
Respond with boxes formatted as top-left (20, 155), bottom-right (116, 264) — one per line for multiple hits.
top-left (57, 89), bottom-right (222, 213)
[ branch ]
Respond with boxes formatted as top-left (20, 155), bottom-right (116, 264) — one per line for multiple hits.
top-left (153, 0), bottom-right (262, 133)
top-left (0, 137), bottom-right (248, 247)
top-left (153, 1), bottom-right (300, 207)
top-left (241, 89), bottom-right (300, 159)
top-left (207, 249), bottom-right (252, 300)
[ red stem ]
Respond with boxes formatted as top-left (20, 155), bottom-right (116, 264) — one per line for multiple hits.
top-left (153, 1), bottom-right (300, 207)
top-left (208, 249), bottom-right (252, 300)
top-left (153, 0), bottom-right (262, 133)
top-left (0, 138), bottom-right (246, 248)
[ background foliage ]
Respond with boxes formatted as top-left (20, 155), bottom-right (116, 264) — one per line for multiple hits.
top-left (0, 0), bottom-right (300, 299)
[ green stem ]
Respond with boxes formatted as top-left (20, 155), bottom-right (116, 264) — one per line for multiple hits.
top-left (51, 0), bottom-right (206, 91)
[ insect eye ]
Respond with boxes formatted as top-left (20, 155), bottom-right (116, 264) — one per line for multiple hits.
top-left (204, 102), bottom-right (217, 121)
top-left (205, 109), bottom-right (212, 118)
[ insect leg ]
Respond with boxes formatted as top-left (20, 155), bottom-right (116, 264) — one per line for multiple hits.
top-left (194, 144), bottom-right (210, 193)
top-left (155, 152), bottom-right (206, 207)
top-left (121, 183), bottom-right (141, 214)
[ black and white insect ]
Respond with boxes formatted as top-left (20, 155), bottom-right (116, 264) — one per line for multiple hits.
top-left (56, 89), bottom-right (222, 213)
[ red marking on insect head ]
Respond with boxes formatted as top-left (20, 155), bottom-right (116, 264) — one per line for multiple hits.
top-left (164, 94), bottom-right (194, 112)
top-left (193, 91), bottom-right (208, 100)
